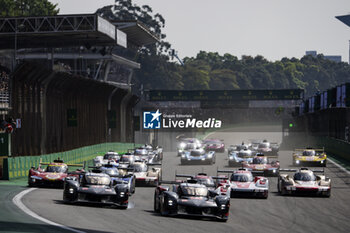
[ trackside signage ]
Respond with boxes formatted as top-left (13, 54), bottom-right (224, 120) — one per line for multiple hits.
top-left (143, 110), bottom-right (222, 129)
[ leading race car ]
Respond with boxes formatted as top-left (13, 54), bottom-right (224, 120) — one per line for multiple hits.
top-left (175, 173), bottom-right (218, 191)
top-left (228, 148), bottom-right (255, 167)
top-left (181, 148), bottom-right (216, 165)
top-left (28, 159), bottom-right (83, 187)
top-left (177, 138), bottom-right (202, 156)
top-left (292, 148), bottom-right (327, 167)
top-left (154, 180), bottom-right (230, 221)
top-left (242, 153), bottom-right (280, 176)
top-left (278, 168), bottom-right (331, 197)
top-left (63, 170), bottom-right (130, 209)
top-left (217, 168), bottom-right (269, 198)
top-left (131, 161), bottom-right (162, 187)
top-left (202, 139), bottom-right (225, 152)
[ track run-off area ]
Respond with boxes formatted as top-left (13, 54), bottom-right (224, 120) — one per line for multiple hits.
top-left (1, 125), bottom-right (350, 233)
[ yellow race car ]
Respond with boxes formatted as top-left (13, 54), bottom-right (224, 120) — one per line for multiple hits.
top-left (292, 148), bottom-right (327, 167)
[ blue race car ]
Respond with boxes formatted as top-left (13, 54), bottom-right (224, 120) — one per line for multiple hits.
top-left (228, 149), bottom-right (255, 167)
top-left (181, 149), bottom-right (216, 165)
top-left (99, 164), bottom-right (136, 195)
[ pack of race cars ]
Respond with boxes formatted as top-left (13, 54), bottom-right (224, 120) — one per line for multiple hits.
top-left (27, 139), bottom-right (331, 222)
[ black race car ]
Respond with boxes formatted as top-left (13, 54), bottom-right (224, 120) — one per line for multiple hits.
top-left (63, 171), bottom-right (130, 209)
top-left (154, 180), bottom-right (230, 221)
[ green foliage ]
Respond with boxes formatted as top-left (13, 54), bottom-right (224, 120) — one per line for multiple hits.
top-left (0, 0), bottom-right (59, 16)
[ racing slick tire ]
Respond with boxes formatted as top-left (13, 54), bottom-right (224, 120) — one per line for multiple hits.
top-left (324, 189), bottom-right (331, 198)
top-left (159, 196), bottom-right (167, 216)
top-left (154, 192), bottom-right (160, 212)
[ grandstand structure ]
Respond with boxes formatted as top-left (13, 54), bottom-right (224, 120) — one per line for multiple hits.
top-left (0, 14), bottom-right (159, 156)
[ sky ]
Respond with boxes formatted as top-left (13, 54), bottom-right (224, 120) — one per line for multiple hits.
top-left (51, 0), bottom-right (350, 62)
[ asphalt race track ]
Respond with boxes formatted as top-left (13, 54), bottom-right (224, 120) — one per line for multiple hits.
top-left (18, 126), bottom-right (350, 233)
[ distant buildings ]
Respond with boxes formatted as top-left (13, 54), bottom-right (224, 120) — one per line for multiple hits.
top-left (305, 51), bottom-right (342, 63)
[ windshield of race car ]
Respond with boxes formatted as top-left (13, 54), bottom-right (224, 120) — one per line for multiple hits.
top-left (197, 178), bottom-right (215, 187)
top-left (120, 156), bottom-right (133, 163)
top-left (238, 151), bottom-right (251, 157)
top-left (133, 163), bottom-right (148, 172)
top-left (180, 186), bottom-right (208, 196)
top-left (85, 174), bottom-right (111, 185)
top-left (46, 165), bottom-right (67, 173)
top-left (135, 149), bottom-right (148, 155)
top-left (258, 143), bottom-right (268, 148)
top-left (252, 157), bottom-right (267, 164)
top-left (231, 173), bottom-right (254, 182)
top-left (302, 150), bottom-right (315, 156)
top-left (103, 154), bottom-right (119, 160)
top-left (190, 150), bottom-right (205, 156)
top-left (294, 172), bottom-right (316, 181)
top-left (203, 139), bottom-right (220, 144)
top-left (102, 168), bottom-right (119, 177)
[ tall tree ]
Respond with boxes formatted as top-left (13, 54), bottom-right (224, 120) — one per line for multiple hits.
top-left (0, 0), bottom-right (59, 16)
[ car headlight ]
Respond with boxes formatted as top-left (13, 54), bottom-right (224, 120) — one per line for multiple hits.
top-left (119, 192), bottom-right (125, 197)
top-left (207, 154), bottom-right (213, 158)
top-left (296, 160), bottom-right (300, 164)
top-left (320, 160), bottom-right (324, 164)
top-left (201, 158), bottom-right (206, 161)
top-left (221, 204), bottom-right (226, 210)
top-left (181, 154), bottom-right (185, 158)
top-left (179, 143), bottom-right (186, 149)
top-left (31, 176), bottom-right (42, 180)
top-left (229, 157), bottom-right (234, 160)
top-left (168, 200), bottom-right (173, 206)
top-left (69, 188), bottom-right (74, 194)
top-left (272, 169), bottom-right (276, 173)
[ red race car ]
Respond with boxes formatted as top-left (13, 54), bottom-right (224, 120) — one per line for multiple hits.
top-left (202, 139), bottom-right (225, 152)
top-left (28, 159), bottom-right (83, 188)
top-left (242, 154), bottom-right (280, 176)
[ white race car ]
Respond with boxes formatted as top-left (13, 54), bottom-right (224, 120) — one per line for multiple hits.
top-left (93, 151), bottom-right (120, 167)
top-left (218, 168), bottom-right (269, 198)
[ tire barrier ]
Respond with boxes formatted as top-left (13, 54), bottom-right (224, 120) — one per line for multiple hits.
top-left (1, 142), bottom-right (141, 180)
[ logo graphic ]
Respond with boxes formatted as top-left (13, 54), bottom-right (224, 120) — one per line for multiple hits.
top-left (143, 110), bottom-right (162, 129)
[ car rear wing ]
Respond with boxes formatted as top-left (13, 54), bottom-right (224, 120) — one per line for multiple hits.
top-left (159, 180), bottom-right (181, 185)
top-left (147, 163), bottom-right (162, 166)
top-left (175, 174), bottom-right (194, 179)
top-left (279, 169), bottom-right (297, 172)
top-left (294, 148), bottom-right (324, 152)
top-left (39, 158), bottom-right (83, 167)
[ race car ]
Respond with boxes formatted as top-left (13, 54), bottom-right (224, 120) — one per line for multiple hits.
top-left (133, 148), bottom-right (150, 162)
top-left (292, 148), bottom-right (327, 167)
top-left (202, 139), bottom-right (225, 152)
top-left (63, 170), bottom-right (130, 209)
top-left (153, 180), bottom-right (230, 221)
top-left (242, 153), bottom-right (280, 176)
top-left (217, 168), bottom-right (269, 198)
top-left (177, 138), bottom-right (202, 156)
top-left (139, 144), bottom-right (163, 161)
top-left (175, 173), bottom-right (218, 190)
top-left (93, 151), bottom-right (120, 167)
top-left (99, 164), bottom-right (136, 194)
top-left (181, 148), bottom-right (216, 165)
top-left (228, 149), bottom-right (255, 166)
top-left (28, 159), bottom-right (83, 187)
top-left (227, 143), bottom-right (250, 155)
top-left (278, 168), bottom-right (331, 197)
top-left (118, 153), bottom-right (135, 168)
top-left (131, 161), bottom-right (162, 186)
top-left (256, 140), bottom-right (279, 156)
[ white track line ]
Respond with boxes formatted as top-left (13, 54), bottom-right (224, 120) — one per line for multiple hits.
top-left (327, 157), bottom-right (350, 175)
top-left (13, 188), bottom-right (85, 233)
